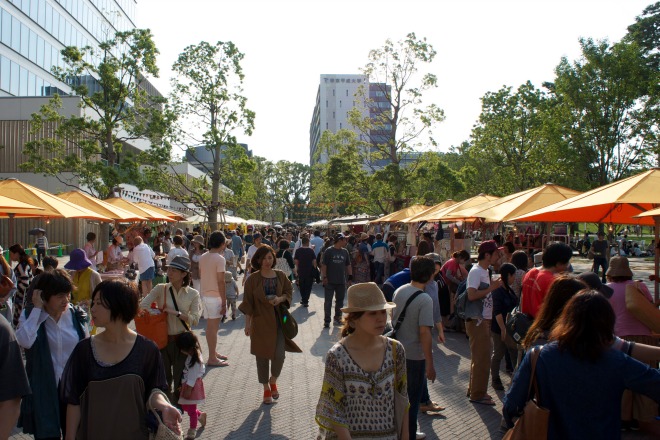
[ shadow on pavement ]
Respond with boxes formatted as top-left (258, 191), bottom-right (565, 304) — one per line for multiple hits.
top-left (225, 405), bottom-right (291, 440)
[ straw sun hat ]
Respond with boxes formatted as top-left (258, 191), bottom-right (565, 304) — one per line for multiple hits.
top-left (341, 282), bottom-right (396, 313)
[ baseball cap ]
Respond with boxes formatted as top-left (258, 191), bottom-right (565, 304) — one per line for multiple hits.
top-left (478, 240), bottom-right (498, 254)
top-left (334, 233), bottom-right (346, 242)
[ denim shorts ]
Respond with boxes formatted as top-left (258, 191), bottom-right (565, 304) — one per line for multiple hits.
top-left (140, 266), bottom-right (155, 281)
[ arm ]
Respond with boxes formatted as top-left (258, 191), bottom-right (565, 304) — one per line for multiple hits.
top-left (65, 404), bottom-right (81, 440)
top-left (419, 326), bottom-right (436, 382)
top-left (139, 285), bottom-right (161, 309)
top-left (0, 398), bottom-right (20, 439)
top-left (149, 391), bottom-right (182, 435)
top-left (182, 291), bottom-right (201, 327)
top-left (15, 292), bottom-right (43, 349)
top-left (496, 314), bottom-right (507, 342)
top-left (217, 271), bottom-right (227, 314)
top-left (467, 279), bottom-right (501, 302)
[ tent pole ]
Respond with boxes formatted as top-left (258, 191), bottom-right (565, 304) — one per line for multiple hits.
top-left (8, 213), bottom-right (15, 245)
top-left (654, 216), bottom-right (659, 302)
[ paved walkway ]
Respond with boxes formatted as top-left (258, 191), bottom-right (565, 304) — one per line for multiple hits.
top-left (10, 256), bottom-right (660, 439)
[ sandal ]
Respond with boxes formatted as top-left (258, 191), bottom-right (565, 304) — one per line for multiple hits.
top-left (469, 397), bottom-right (496, 406)
top-left (198, 411), bottom-right (207, 428)
top-left (263, 389), bottom-right (273, 404)
top-left (215, 352), bottom-right (229, 361)
top-left (270, 383), bottom-right (279, 400)
top-left (207, 359), bottom-right (229, 367)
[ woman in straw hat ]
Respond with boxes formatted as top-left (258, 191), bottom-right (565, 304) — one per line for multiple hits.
top-left (605, 256), bottom-right (659, 432)
top-left (315, 282), bottom-right (409, 439)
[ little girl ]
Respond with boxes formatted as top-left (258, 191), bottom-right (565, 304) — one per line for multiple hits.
top-left (176, 332), bottom-right (207, 440)
top-left (224, 271), bottom-right (239, 321)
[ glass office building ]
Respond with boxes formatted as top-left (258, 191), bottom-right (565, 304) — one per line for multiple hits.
top-left (0, 0), bottom-right (136, 97)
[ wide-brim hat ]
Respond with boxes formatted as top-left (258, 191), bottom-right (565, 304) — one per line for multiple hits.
top-left (606, 256), bottom-right (633, 278)
top-left (192, 235), bottom-right (205, 246)
top-left (169, 255), bottom-right (191, 272)
top-left (341, 282), bottom-right (396, 313)
top-left (64, 248), bottom-right (93, 271)
top-left (577, 272), bottom-right (614, 298)
top-left (359, 232), bottom-right (369, 241)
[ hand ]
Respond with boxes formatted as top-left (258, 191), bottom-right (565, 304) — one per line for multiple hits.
top-left (269, 296), bottom-right (283, 307)
top-left (244, 326), bottom-right (250, 336)
top-left (0, 275), bottom-right (14, 296)
top-left (437, 332), bottom-right (445, 344)
top-left (426, 364), bottom-right (436, 383)
top-left (322, 278), bottom-right (327, 286)
top-left (490, 278), bottom-right (503, 290)
top-left (160, 405), bottom-right (182, 435)
top-left (220, 304), bottom-right (227, 316)
top-left (32, 289), bottom-right (44, 309)
top-left (501, 330), bottom-right (507, 342)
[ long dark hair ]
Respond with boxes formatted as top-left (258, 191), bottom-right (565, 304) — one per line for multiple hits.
top-left (499, 263), bottom-right (517, 294)
top-left (175, 331), bottom-right (202, 368)
top-left (523, 276), bottom-right (587, 349)
top-left (0, 251), bottom-right (11, 278)
top-left (340, 312), bottom-right (365, 337)
top-left (549, 290), bottom-right (615, 362)
top-left (9, 244), bottom-right (33, 267)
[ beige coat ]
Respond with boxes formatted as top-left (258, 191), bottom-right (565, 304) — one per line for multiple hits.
top-left (239, 270), bottom-right (302, 358)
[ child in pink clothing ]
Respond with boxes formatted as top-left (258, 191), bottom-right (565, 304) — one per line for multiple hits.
top-left (176, 332), bottom-right (207, 440)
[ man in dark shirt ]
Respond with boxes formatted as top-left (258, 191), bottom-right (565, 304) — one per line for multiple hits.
top-left (321, 234), bottom-right (353, 327)
top-left (591, 231), bottom-right (610, 283)
top-left (294, 235), bottom-right (317, 307)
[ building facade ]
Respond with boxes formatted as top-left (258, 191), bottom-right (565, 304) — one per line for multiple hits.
top-left (309, 73), bottom-right (393, 170)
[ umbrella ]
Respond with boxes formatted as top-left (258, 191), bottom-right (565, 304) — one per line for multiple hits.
top-left (370, 204), bottom-right (431, 224)
top-left (57, 191), bottom-right (148, 221)
top-left (443, 184), bottom-right (582, 222)
top-left (512, 169), bottom-right (660, 300)
top-left (0, 178), bottom-right (112, 244)
top-left (282, 222), bottom-right (298, 228)
top-left (134, 202), bottom-right (187, 221)
top-left (404, 194), bottom-right (499, 223)
top-left (28, 228), bottom-right (46, 235)
top-left (634, 207), bottom-right (660, 302)
top-left (104, 198), bottom-right (175, 222)
top-left (247, 219), bottom-right (270, 226)
top-left (0, 195), bottom-right (45, 215)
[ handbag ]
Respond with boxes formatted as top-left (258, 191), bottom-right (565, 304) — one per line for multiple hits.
top-left (385, 290), bottom-right (424, 339)
top-left (135, 287), bottom-right (168, 349)
top-left (277, 303), bottom-right (298, 339)
top-left (625, 282), bottom-right (660, 333)
top-left (147, 389), bottom-right (182, 440)
top-left (506, 306), bottom-right (533, 344)
top-left (275, 254), bottom-right (292, 276)
top-left (391, 339), bottom-right (408, 439)
top-left (503, 346), bottom-right (549, 440)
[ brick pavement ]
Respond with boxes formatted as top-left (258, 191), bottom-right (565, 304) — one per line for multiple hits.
top-left (10, 255), bottom-right (660, 439)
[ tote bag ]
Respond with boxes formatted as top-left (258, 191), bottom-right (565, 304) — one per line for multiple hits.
top-left (135, 287), bottom-right (168, 349)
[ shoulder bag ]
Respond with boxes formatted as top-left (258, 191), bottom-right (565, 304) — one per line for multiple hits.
top-left (277, 303), bottom-right (298, 339)
top-left (135, 286), bottom-right (169, 349)
top-left (147, 389), bottom-right (182, 440)
top-left (391, 339), bottom-right (408, 439)
top-left (503, 346), bottom-right (549, 440)
top-left (506, 289), bottom-right (532, 344)
top-left (169, 286), bottom-right (191, 332)
top-left (384, 290), bottom-right (424, 339)
top-left (275, 252), bottom-right (292, 276)
top-left (625, 282), bottom-right (660, 333)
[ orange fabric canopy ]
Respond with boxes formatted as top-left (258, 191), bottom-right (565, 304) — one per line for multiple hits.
top-left (135, 202), bottom-right (186, 221)
top-left (371, 204), bottom-right (431, 224)
top-left (405, 195), bottom-right (499, 223)
top-left (513, 169), bottom-right (660, 226)
top-left (57, 191), bottom-right (148, 221)
top-left (104, 198), bottom-right (175, 222)
top-left (444, 184), bottom-right (581, 222)
top-left (0, 179), bottom-right (111, 221)
top-left (0, 195), bottom-right (45, 216)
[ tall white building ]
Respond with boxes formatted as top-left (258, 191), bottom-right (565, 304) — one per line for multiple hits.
top-left (309, 74), bottom-right (370, 166)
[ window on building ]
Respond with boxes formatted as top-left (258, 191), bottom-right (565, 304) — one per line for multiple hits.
top-left (0, 56), bottom-right (10, 92)
top-left (339, 122), bottom-right (342, 129)
top-left (37, 36), bottom-right (44, 67)
top-left (326, 122), bottom-right (328, 129)
top-left (20, 23), bottom-right (29, 58)
top-left (326, 100), bottom-right (328, 107)
top-left (19, 65), bottom-right (28, 95)
top-left (10, 60), bottom-right (19, 95)
top-left (339, 100), bottom-right (342, 108)
top-left (45, 2), bottom-right (52, 33)
top-left (28, 71), bottom-right (36, 96)
top-left (332, 89), bottom-right (335, 96)
top-left (1, 9), bottom-right (11, 46)
top-left (333, 111), bottom-right (335, 119)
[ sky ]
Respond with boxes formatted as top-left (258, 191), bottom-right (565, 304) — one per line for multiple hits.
top-left (136, 0), bottom-right (652, 165)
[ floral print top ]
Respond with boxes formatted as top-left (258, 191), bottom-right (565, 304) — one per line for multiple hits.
top-left (315, 337), bottom-right (407, 440)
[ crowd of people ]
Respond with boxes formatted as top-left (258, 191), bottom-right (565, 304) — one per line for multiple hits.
top-left (1, 222), bottom-right (660, 440)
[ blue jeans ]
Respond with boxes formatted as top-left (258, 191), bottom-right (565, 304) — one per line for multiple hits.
top-left (592, 257), bottom-right (608, 283)
top-left (374, 261), bottom-right (385, 284)
top-left (406, 359), bottom-right (426, 438)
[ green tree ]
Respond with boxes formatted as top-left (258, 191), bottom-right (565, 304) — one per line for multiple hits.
top-left (270, 161), bottom-right (310, 224)
top-left (169, 41), bottom-right (255, 229)
top-left (349, 32), bottom-right (445, 211)
top-left (21, 29), bottom-right (169, 197)
top-left (310, 130), bottom-right (370, 218)
top-left (465, 82), bottom-right (573, 194)
top-left (406, 151), bottom-right (464, 204)
top-left (549, 38), bottom-right (655, 186)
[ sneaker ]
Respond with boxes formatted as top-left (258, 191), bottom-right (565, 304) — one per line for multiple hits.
top-left (231, 314), bottom-right (236, 320)
top-left (185, 428), bottom-right (196, 440)
top-left (416, 432), bottom-right (427, 440)
top-left (333, 318), bottom-right (342, 326)
top-left (323, 322), bottom-right (330, 328)
top-left (492, 378), bottom-right (505, 391)
top-left (198, 411), bottom-right (207, 428)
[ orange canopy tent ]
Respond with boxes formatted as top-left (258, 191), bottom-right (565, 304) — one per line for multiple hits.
top-left (370, 204), bottom-right (431, 224)
top-left (135, 202), bottom-right (186, 221)
top-left (404, 194), bottom-right (499, 223)
top-left (634, 207), bottom-right (660, 301)
top-left (512, 169), bottom-right (660, 300)
top-left (443, 184), bottom-right (582, 222)
top-left (104, 198), bottom-right (175, 222)
top-left (0, 179), bottom-right (112, 243)
top-left (57, 191), bottom-right (148, 221)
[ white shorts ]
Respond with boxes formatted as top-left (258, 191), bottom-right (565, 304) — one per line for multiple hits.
top-left (202, 296), bottom-right (223, 319)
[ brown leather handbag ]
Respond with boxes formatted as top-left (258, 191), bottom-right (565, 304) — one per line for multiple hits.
top-left (503, 346), bottom-right (550, 440)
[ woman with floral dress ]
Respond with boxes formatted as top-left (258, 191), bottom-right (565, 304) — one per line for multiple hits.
top-left (316, 282), bottom-right (408, 440)
top-left (9, 244), bottom-right (34, 328)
